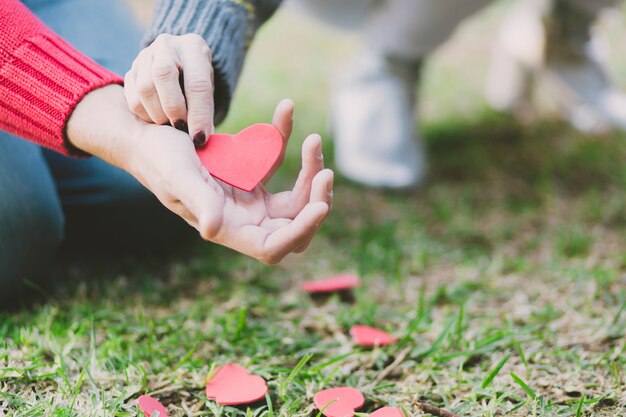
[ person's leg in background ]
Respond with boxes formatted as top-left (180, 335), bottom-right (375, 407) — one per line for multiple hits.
top-left (486, 0), bottom-right (626, 133)
top-left (337, 0), bottom-right (492, 189)
top-left (289, 0), bottom-right (491, 188)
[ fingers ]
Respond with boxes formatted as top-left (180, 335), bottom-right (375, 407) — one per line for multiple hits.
top-left (308, 169), bottom-right (334, 211)
top-left (266, 134), bottom-right (324, 218)
top-left (124, 33), bottom-right (213, 141)
top-left (124, 63), bottom-right (150, 122)
top-left (267, 200), bottom-right (330, 264)
top-left (243, 168), bottom-right (333, 264)
top-left (293, 168), bottom-right (334, 253)
top-left (134, 51), bottom-right (169, 125)
top-left (151, 46), bottom-right (188, 131)
top-left (262, 99), bottom-right (295, 183)
top-left (249, 201), bottom-right (330, 265)
top-left (272, 98), bottom-right (294, 141)
top-left (179, 34), bottom-right (214, 147)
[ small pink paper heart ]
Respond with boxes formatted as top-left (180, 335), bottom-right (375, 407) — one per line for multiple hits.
top-left (313, 387), bottom-right (365, 417)
top-left (197, 123), bottom-right (283, 192)
top-left (137, 395), bottom-right (168, 417)
top-left (370, 406), bottom-right (404, 417)
top-left (350, 325), bottom-right (397, 347)
top-left (301, 274), bottom-right (360, 293)
top-left (205, 364), bottom-right (268, 405)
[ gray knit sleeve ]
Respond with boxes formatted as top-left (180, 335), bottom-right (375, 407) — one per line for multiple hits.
top-left (142, 0), bottom-right (283, 124)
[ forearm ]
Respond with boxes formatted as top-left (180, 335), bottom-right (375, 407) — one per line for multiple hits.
top-left (142, 0), bottom-right (283, 123)
top-left (0, 0), bottom-right (121, 155)
top-left (66, 85), bottom-right (145, 171)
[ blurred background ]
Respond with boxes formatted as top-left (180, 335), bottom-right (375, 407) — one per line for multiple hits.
top-left (125, 0), bottom-right (626, 184)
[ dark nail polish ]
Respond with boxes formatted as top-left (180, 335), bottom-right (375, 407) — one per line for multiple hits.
top-left (174, 119), bottom-right (188, 133)
top-left (193, 131), bottom-right (207, 148)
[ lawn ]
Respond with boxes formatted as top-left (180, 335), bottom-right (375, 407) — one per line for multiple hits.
top-left (1, 1), bottom-right (626, 416)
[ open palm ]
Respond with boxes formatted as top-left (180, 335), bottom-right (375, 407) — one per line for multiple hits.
top-left (129, 100), bottom-right (333, 264)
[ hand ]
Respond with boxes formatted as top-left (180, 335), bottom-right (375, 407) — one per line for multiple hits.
top-left (127, 110), bottom-right (332, 264)
top-left (68, 86), bottom-right (333, 264)
top-left (124, 33), bottom-right (214, 146)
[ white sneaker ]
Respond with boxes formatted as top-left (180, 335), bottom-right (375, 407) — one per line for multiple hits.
top-left (331, 49), bottom-right (426, 189)
top-left (486, 0), bottom-right (626, 133)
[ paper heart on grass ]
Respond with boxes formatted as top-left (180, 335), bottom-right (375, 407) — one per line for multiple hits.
top-left (137, 395), bottom-right (168, 417)
top-left (205, 364), bottom-right (268, 405)
top-left (313, 387), bottom-right (365, 417)
top-left (197, 123), bottom-right (284, 192)
top-left (370, 406), bottom-right (404, 417)
top-left (301, 274), bottom-right (360, 293)
top-left (350, 325), bottom-right (397, 347)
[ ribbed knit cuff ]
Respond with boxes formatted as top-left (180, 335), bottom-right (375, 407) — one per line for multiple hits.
top-left (0, 33), bottom-right (122, 155)
top-left (142, 0), bottom-right (253, 124)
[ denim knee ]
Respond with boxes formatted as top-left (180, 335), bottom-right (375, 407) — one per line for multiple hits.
top-left (0, 188), bottom-right (64, 298)
top-left (0, 140), bottom-right (65, 299)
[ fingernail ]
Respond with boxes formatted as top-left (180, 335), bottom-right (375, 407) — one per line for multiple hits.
top-left (174, 119), bottom-right (188, 133)
top-left (193, 131), bottom-right (207, 147)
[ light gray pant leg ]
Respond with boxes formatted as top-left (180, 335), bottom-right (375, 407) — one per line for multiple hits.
top-left (286, 0), bottom-right (374, 30)
top-left (289, 0), bottom-right (492, 59)
top-left (364, 0), bottom-right (492, 60)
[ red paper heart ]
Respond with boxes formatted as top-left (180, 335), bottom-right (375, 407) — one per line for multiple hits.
top-left (370, 407), bottom-right (404, 417)
top-left (205, 364), bottom-right (268, 405)
top-left (350, 325), bottom-right (397, 347)
top-left (313, 387), bottom-right (364, 417)
top-left (137, 395), bottom-right (168, 417)
top-left (197, 123), bottom-right (283, 192)
top-left (301, 274), bottom-right (360, 293)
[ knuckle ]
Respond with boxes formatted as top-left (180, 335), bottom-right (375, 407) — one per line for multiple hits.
top-left (199, 227), bottom-right (214, 241)
top-left (188, 108), bottom-right (212, 124)
top-left (161, 101), bottom-right (183, 115)
top-left (123, 70), bottom-right (133, 83)
top-left (183, 33), bottom-right (205, 46)
top-left (259, 252), bottom-right (281, 265)
top-left (128, 100), bottom-right (144, 114)
top-left (186, 77), bottom-right (212, 94)
top-left (182, 34), bottom-right (211, 59)
top-left (136, 47), bottom-right (151, 61)
top-left (196, 42), bottom-right (212, 59)
top-left (199, 212), bottom-right (222, 241)
top-left (137, 80), bottom-right (156, 98)
top-left (131, 52), bottom-right (147, 71)
top-left (153, 33), bottom-right (172, 46)
top-left (152, 63), bottom-right (178, 82)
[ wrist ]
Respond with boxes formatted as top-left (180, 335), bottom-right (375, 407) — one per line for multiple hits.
top-left (66, 84), bottom-right (146, 170)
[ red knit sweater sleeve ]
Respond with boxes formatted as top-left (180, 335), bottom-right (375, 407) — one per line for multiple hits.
top-left (0, 0), bottom-right (123, 155)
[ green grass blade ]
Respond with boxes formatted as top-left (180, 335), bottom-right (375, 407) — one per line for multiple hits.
top-left (510, 372), bottom-right (536, 400)
top-left (481, 353), bottom-right (510, 388)
top-left (279, 353), bottom-right (314, 397)
top-left (575, 394), bottom-right (586, 417)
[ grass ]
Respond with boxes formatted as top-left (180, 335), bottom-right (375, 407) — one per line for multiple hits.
top-left (2, 2), bottom-right (626, 416)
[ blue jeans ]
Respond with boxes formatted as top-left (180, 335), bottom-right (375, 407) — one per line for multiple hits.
top-left (0, 0), bottom-right (191, 297)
